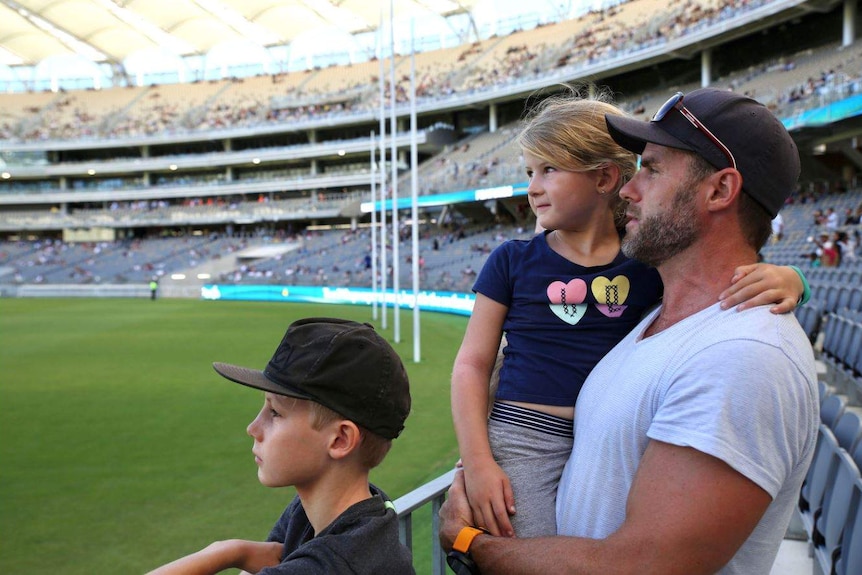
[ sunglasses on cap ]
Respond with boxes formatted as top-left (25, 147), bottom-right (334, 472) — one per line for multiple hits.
top-left (652, 91), bottom-right (737, 170)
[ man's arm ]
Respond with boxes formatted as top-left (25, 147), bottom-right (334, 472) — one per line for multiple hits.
top-left (440, 440), bottom-right (771, 575)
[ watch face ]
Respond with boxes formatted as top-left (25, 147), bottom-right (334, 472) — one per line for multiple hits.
top-left (447, 550), bottom-right (478, 575)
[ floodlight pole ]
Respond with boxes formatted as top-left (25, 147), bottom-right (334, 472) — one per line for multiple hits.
top-left (377, 16), bottom-right (388, 331)
top-left (370, 130), bottom-right (378, 321)
top-left (389, 0), bottom-right (401, 343)
top-left (410, 19), bottom-right (421, 363)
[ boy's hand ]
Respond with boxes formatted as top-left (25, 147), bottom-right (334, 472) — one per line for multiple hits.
top-left (719, 263), bottom-right (802, 314)
top-left (462, 459), bottom-right (516, 537)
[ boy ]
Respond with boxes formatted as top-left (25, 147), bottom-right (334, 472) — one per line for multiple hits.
top-left (147, 317), bottom-right (415, 574)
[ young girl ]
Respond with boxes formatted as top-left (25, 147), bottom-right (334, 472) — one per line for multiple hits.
top-left (450, 91), bottom-right (805, 539)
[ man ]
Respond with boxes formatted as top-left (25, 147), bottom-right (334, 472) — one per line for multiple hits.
top-left (771, 211), bottom-right (784, 242)
top-left (825, 207), bottom-right (839, 231)
top-left (439, 88), bottom-right (818, 575)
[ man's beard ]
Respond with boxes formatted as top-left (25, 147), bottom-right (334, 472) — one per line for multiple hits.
top-left (621, 183), bottom-right (700, 267)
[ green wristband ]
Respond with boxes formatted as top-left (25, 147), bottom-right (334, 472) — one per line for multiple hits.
top-left (788, 265), bottom-right (810, 307)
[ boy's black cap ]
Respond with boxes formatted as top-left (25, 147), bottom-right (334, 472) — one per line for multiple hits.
top-left (605, 88), bottom-right (800, 218)
top-left (213, 317), bottom-right (410, 439)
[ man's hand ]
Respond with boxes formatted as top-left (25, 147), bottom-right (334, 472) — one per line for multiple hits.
top-left (439, 469), bottom-right (477, 551)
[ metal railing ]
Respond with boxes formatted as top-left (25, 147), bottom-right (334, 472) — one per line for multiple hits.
top-left (394, 468), bottom-right (457, 575)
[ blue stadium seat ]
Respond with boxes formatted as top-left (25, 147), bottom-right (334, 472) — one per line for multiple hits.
top-left (833, 477), bottom-right (862, 575)
top-left (848, 287), bottom-right (862, 313)
top-left (821, 394), bottom-right (847, 428)
top-left (833, 407), bottom-right (862, 452)
top-left (834, 318), bottom-right (855, 367)
top-left (841, 323), bottom-right (862, 378)
top-left (826, 286), bottom-right (842, 313)
top-left (821, 314), bottom-right (850, 376)
top-left (853, 439), bottom-right (862, 473)
top-left (811, 283), bottom-right (829, 307)
top-left (799, 425), bottom-right (841, 537)
top-left (812, 449), bottom-right (861, 575)
top-left (795, 302), bottom-right (824, 342)
top-left (836, 287), bottom-right (852, 313)
top-left (819, 380), bottom-right (832, 402)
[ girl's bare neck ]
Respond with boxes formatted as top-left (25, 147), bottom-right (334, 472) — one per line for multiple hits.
top-left (547, 228), bottom-right (621, 267)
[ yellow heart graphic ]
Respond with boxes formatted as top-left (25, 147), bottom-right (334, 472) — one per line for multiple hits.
top-left (591, 275), bottom-right (630, 307)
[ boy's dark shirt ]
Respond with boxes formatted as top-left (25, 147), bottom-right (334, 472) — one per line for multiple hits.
top-left (261, 484), bottom-right (415, 574)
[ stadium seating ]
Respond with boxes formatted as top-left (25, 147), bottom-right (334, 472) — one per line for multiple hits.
top-left (799, 425), bottom-right (840, 529)
top-left (853, 436), bottom-right (862, 472)
top-left (795, 300), bottom-right (825, 342)
top-left (819, 380), bottom-right (832, 403)
top-left (832, 477), bottom-right (862, 575)
top-left (821, 394), bottom-right (848, 428)
top-left (822, 313), bottom-right (853, 374)
top-left (812, 449), bottom-right (861, 575)
top-left (833, 407), bottom-right (862, 452)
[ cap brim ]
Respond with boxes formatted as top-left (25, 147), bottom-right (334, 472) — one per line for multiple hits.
top-left (212, 362), bottom-right (313, 400)
top-left (605, 114), bottom-right (694, 155)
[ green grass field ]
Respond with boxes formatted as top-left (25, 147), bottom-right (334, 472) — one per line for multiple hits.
top-left (0, 298), bottom-right (467, 574)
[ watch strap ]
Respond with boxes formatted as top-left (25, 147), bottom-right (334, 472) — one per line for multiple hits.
top-left (452, 526), bottom-right (489, 554)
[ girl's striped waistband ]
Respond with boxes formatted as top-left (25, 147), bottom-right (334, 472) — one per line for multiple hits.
top-left (489, 401), bottom-right (573, 438)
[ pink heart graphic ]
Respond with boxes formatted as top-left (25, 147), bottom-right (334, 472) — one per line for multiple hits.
top-left (546, 279), bottom-right (587, 305)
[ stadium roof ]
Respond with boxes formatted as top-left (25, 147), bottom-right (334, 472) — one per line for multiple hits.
top-left (0, 0), bottom-right (493, 68)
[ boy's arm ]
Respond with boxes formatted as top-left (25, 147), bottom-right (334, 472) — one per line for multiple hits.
top-left (145, 540), bottom-right (282, 575)
top-left (719, 263), bottom-right (805, 313)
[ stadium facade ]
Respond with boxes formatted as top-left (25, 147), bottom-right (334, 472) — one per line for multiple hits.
top-left (0, 0), bottom-right (857, 242)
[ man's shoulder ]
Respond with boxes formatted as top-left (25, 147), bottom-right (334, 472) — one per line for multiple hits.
top-left (665, 305), bottom-right (814, 369)
top-left (695, 302), bottom-right (800, 333)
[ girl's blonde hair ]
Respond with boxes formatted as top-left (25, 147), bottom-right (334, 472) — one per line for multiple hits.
top-left (517, 86), bottom-right (637, 229)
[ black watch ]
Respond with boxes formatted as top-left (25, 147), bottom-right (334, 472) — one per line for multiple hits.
top-left (446, 526), bottom-right (487, 574)
top-left (447, 549), bottom-right (480, 575)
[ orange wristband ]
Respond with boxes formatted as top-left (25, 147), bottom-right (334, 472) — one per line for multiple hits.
top-left (452, 526), bottom-right (489, 553)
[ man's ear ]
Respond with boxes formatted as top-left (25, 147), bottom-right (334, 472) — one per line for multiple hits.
top-left (705, 168), bottom-right (744, 212)
top-left (328, 420), bottom-right (362, 460)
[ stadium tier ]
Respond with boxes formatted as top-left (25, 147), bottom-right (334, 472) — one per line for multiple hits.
top-left (1, 0), bottom-right (860, 293)
top-left (1, 0), bottom-right (860, 296)
top-left (2, 2), bottom-right (862, 573)
top-left (1, 0), bottom-right (859, 246)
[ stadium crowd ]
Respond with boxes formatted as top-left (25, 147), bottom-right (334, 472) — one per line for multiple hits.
top-left (3, 0), bottom-right (853, 143)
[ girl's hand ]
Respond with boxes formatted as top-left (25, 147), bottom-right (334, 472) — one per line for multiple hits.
top-left (719, 263), bottom-right (802, 314)
top-left (462, 459), bottom-right (516, 537)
